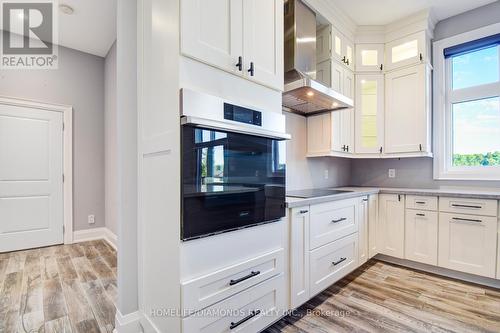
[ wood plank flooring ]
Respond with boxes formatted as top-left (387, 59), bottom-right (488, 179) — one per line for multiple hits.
top-left (0, 240), bottom-right (117, 333)
top-left (265, 260), bottom-right (500, 333)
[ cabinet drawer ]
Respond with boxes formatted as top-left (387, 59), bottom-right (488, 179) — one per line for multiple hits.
top-left (439, 197), bottom-right (497, 217)
top-left (310, 198), bottom-right (358, 250)
top-left (310, 233), bottom-right (358, 296)
top-left (182, 274), bottom-right (285, 333)
top-left (405, 195), bottom-right (437, 211)
top-left (181, 249), bottom-right (283, 313)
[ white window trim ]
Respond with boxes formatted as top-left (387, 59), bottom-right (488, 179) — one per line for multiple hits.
top-left (433, 23), bottom-right (500, 181)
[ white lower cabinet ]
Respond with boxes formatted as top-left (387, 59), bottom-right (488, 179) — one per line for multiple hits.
top-left (378, 194), bottom-right (405, 258)
top-left (182, 274), bottom-right (285, 333)
top-left (405, 209), bottom-right (438, 265)
top-left (368, 195), bottom-right (379, 258)
top-left (438, 212), bottom-right (497, 278)
top-left (358, 197), bottom-right (369, 264)
top-left (309, 198), bottom-right (358, 249)
top-left (310, 233), bottom-right (358, 296)
top-left (290, 207), bottom-right (310, 309)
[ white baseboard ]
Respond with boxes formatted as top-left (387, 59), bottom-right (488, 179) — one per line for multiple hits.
top-left (115, 310), bottom-right (143, 333)
top-left (73, 227), bottom-right (117, 250)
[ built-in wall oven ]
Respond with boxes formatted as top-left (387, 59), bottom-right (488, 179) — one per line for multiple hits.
top-left (181, 89), bottom-right (291, 240)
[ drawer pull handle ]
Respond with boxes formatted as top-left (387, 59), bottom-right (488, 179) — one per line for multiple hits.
top-left (451, 204), bottom-right (482, 209)
top-left (452, 217), bottom-right (482, 223)
top-left (415, 201), bottom-right (426, 204)
top-left (229, 271), bottom-right (260, 286)
top-left (331, 218), bottom-right (347, 223)
top-left (299, 210), bottom-right (309, 214)
top-left (230, 310), bottom-right (261, 329)
top-left (332, 257), bottom-right (347, 266)
top-left (416, 213), bottom-right (425, 217)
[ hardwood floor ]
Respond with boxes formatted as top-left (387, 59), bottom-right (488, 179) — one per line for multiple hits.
top-left (0, 240), bottom-right (117, 333)
top-left (265, 260), bottom-right (500, 333)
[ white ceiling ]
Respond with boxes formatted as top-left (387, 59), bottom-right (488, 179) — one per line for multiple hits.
top-left (58, 0), bottom-right (117, 57)
top-left (333, 0), bottom-right (498, 26)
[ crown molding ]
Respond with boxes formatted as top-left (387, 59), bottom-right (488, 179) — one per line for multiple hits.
top-left (303, 0), bottom-right (357, 40)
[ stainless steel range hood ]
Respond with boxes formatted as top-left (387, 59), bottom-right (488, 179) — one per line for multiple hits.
top-left (283, 0), bottom-right (354, 115)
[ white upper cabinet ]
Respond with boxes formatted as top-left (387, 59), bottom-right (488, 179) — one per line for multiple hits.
top-left (355, 44), bottom-right (384, 72)
top-left (385, 64), bottom-right (431, 154)
top-left (355, 74), bottom-right (384, 154)
top-left (243, 0), bottom-right (283, 90)
top-left (181, 0), bottom-right (283, 91)
top-left (343, 39), bottom-right (355, 71)
top-left (331, 26), bottom-right (344, 63)
top-left (181, 0), bottom-right (243, 75)
top-left (307, 110), bottom-right (353, 156)
top-left (385, 31), bottom-right (427, 71)
top-left (316, 26), bottom-right (331, 64)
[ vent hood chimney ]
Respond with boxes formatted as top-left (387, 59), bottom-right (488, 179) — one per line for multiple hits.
top-left (283, 0), bottom-right (354, 115)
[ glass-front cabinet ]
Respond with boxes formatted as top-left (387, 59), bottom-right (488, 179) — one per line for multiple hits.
top-left (355, 74), bottom-right (385, 154)
top-left (355, 44), bottom-right (384, 72)
top-left (385, 31), bottom-right (426, 71)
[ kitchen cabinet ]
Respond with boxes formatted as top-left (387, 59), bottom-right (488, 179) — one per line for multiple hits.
top-left (307, 110), bottom-right (354, 156)
top-left (315, 60), bottom-right (354, 99)
top-left (385, 31), bottom-right (427, 72)
top-left (405, 209), bottom-right (438, 265)
top-left (368, 195), bottom-right (379, 258)
top-left (316, 25), bottom-right (353, 70)
top-left (438, 212), bottom-right (497, 278)
top-left (290, 207), bottom-right (310, 309)
top-left (355, 74), bottom-right (384, 154)
top-left (355, 44), bottom-right (384, 72)
top-left (385, 64), bottom-right (431, 154)
top-left (358, 197), bottom-right (369, 264)
top-left (316, 25), bottom-right (331, 64)
top-left (181, 0), bottom-right (283, 90)
top-left (378, 194), bottom-right (405, 258)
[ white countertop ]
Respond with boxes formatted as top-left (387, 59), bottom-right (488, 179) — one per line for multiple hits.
top-left (286, 186), bottom-right (500, 208)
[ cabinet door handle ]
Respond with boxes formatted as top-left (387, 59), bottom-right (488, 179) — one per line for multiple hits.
top-left (416, 213), bottom-right (425, 217)
top-left (229, 271), bottom-right (260, 286)
top-left (248, 62), bottom-right (255, 76)
top-left (332, 257), bottom-right (347, 266)
top-left (451, 204), bottom-right (482, 209)
top-left (452, 217), bottom-right (482, 223)
top-left (341, 145), bottom-right (346, 151)
top-left (235, 56), bottom-right (243, 71)
top-left (415, 201), bottom-right (426, 204)
top-left (230, 310), bottom-right (261, 330)
top-left (379, 64), bottom-right (383, 71)
top-left (419, 53), bottom-right (423, 61)
top-left (346, 59), bottom-right (350, 65)
top-left (379, 146), bottom-right (383, 154)
top-left (342, 56), bottom-right (346, 63)
top-left (299, 210), bottom-right (309, 214)
top-left (346, 145), bottom-right (349, 152)
top-left (331, 217), bottom-right (347, 223)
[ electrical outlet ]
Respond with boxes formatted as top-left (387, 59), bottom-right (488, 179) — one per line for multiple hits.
top-left (324, 169), bottom-right (329, 179)
top-left (88, 215), bottom-right (95, 224)
top-left (388, 169), bottom-right (396, 178)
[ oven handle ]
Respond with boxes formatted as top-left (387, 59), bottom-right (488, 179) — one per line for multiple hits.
top-left (181, 116), bottom-right (291, 140)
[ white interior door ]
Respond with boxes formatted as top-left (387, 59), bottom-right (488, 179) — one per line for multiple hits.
top-left (0, 104), bottom-right (63, 252)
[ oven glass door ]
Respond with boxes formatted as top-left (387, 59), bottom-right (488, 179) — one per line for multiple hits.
top-left (182, 125), bottom-right (286, 240)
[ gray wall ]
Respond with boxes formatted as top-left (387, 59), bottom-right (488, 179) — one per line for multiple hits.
top-left (286, 112), bottom-right (352, 190)
top-left (350, 2), bottom-right (500, 189)
top-left (105, 42), bottom-right (118, 235)
top-left (0, 46), bottom-right (105, 231)
top-left (434, 1), bottom-right (500, 41)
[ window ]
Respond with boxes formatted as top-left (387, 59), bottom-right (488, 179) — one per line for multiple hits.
top-left (434, 25), bottom-right (500, 180)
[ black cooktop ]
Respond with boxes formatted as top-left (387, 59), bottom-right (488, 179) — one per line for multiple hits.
top-left (286, 189), bottom-right (352, 198)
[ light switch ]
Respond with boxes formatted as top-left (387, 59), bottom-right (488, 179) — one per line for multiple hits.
top-left (388, 169), bottom-right (396, 178)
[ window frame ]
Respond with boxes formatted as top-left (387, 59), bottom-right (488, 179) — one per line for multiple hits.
top-left (433, 23), bottom-right (500, 180)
